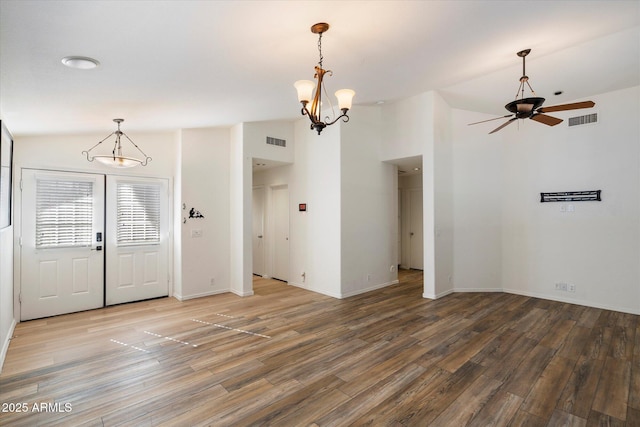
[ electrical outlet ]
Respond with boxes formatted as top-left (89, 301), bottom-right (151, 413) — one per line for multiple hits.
top-left (191, 229), bottom-right (203, 238)
top-left (555, 282), bottom-right (568, 291)
top-left (568, 283), bottom-right (576, 292)
top-left (210, 278), bottom-right (215, 286)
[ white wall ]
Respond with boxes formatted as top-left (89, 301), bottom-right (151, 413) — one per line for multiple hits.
top-left (452, 86), bottom-right (640, 314)
top-left (11, 131), bottom-right (178, 319)
top-left (229, 123), bottom-right (252, 296)
top-left (0, 226), bottom-right (15, 370)
top-left (243, 120), bottom-right (295, 164)
top-left (288, 119), bottom-right (342, 297)
top-left (340, 106), bottom-right (398, 297)
top-left (433, 91), bottom-right (454, 297)
top-left (451, 109), bottom-right (504, 292)
top-left (179, 127), bottom-right (231, 299)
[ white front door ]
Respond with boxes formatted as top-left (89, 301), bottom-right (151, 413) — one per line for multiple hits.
top-left (105, 176), bottom-right (169, 305)
top-left (21, 169), bottom-right (105, 320)
top-left (252, 186), bottom-right (265, 276)
top-left (272, 185), bottom-right (289, 281)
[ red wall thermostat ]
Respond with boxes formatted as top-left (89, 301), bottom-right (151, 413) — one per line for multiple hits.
top-left (299, 203), bottom-right (307, 212)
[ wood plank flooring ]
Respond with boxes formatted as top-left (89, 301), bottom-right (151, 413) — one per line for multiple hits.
top-left (1, 270), bottom-right (637, 426)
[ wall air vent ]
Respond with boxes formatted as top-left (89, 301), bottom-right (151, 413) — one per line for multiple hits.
top-left (568, 112), bottom-right (598, 127)
top-left (266, 136), bottom-right (286, 147)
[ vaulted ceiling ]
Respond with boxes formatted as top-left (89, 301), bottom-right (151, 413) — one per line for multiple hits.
top-left (1, 0), bottom-right (638, 136)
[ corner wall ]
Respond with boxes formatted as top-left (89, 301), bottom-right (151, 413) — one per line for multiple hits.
top-left (452, 86), bottom-right (640, 314)
top-left (340, 106), bottom-right (399, 297)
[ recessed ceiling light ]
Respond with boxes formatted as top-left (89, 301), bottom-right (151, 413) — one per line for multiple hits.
top-left (61, 56), bottom-right (100, 69)
top-left (413, 167), bottom-right (421, 171)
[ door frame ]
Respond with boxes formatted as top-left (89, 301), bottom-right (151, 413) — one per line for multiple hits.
top-left (13, 167), bottom-right (173, 321)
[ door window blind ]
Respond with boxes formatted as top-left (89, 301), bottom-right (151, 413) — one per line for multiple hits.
top-left (117, 182), bottom-right (160, 246)
top-left (36, 179), bottom-right (94, 248)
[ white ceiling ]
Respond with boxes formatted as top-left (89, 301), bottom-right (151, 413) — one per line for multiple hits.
top-left (1, 1), bottom-right (638, 136)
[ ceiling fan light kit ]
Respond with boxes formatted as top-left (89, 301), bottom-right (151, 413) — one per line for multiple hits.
top-left (469, 49), bottom-right (595, 134)
top-left (294, 23), bottom-right (355, 135)
top-left (82, 119), bottom-right (152, 168)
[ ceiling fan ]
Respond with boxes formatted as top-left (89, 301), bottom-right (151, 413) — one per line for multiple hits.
top-left (469, 49), bottom-right (595, 134)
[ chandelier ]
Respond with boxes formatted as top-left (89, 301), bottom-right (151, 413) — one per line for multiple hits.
top-left (294, 23), bottom-right (355, 135)
top-left (82, 118), bottom-right (151, 168)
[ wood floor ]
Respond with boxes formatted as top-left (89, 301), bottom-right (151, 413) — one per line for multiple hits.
top-left (1, 270), bottom-right (638, 426)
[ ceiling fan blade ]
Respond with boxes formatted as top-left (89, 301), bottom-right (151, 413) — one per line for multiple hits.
top-left (468, 114), bottom-right (513, 126)
top-left (537, 101), bottom-right (595, 113)
top-left (489, 117), bottom-right (518, 134)
top-left (530, 113), bottom-right (563, 126)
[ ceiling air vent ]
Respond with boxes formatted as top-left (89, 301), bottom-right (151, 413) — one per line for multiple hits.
top-left (266, 136), bottom-right (286, 147)
top-left (568, 112), bottom-right (598, 127)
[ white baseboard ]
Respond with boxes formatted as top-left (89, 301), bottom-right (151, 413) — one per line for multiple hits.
top-left (339, 280), bottom-right (399, 299)
top-left (0, 319), bottom-right (17, 373)
top-left (175, 289), bottom-right (230, 301)
top-left (230, 289), bottom-right (254, 297)
top-left (502, 287), bottom-right (640, 316)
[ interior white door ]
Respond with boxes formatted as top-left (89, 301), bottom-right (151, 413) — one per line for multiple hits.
top-left (272, 186), bottom-right (289, 281)
top-left (105, 176), bottom-right (169, 305)
top-left (252, 186), bottom-right (265, 276)
top-left (409, 188), bottom-right (424, 270)
top-left (20, 169), bottom-right (105, 320)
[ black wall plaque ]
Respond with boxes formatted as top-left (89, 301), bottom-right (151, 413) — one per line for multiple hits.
top-left (540, 190), bottom-right (601, 203)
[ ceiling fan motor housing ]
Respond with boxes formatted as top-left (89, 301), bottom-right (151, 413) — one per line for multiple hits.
top-left (505, 97), bottom-right (545, 118)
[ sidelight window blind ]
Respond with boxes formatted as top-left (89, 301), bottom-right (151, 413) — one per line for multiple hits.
top-left (36, 179), bottom-right (94, 248)
top-left (117, 182), bottom-right (160, 246)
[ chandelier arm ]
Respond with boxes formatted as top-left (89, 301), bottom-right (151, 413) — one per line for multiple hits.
top-left (324, 109), bottom-right (350, 127)
top-left (322, 70), bottom-right (336, 123)
top-left (121, 132), bottom-right (152, 163)
top-left (82, 131), bottom-right (116, 161)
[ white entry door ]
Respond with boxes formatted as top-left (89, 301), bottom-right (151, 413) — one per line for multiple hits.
top-left (105, 176), bottom-right (169, 305)
top-left (409, 188), bottom-right (424, 270)
top-left (272, 185), bottom-right (289, 281)
top-left (21, 169), bottom-right (105, 320)
top-left (252, 187), bottom-right (265, 276)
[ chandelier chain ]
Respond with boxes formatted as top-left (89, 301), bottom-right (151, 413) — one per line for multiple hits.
top-left (317, 32), bottom-right (323, 67)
